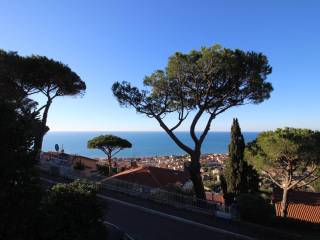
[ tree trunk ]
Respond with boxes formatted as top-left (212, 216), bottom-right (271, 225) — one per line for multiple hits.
top-left (34, 101), bottom-right (51, 160)
top-left (280, 188), bottom-right (289, 218)
top-left (189, 152), bottom-right (206, 200)
top-left (108, 153), bottom-right (112, 176)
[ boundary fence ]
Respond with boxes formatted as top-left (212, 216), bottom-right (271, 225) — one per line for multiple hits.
top-left (100, 178), bottom-right (231, 217)
top-left (38, 164), bottom-right (231, 219)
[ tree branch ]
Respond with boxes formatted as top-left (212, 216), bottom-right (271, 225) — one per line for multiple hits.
top-left (294, 175), bottom-right (320, 189)
top-left (26, 89), bottom-right (41, 96)
top-left (263, 169), bottom-right (283, 188)
top-left (155, 115), bottom-right (193, 154)
top-left (288, 166), bottom-right (318, 189)
top-left (100, 148), bottom-right (109, 156)
top-left (189, 108), bottom-right (205, 144)
top-left (170, 111), bottom-right (189, 131)
top-left (111, 148), bottom-right (123, 157)
top-left (198, 113), bottom-right (215, 145)
top-left (33, 104), bottom-right (45, 114)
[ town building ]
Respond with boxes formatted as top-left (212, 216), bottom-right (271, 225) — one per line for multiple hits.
top-left (40, 151), bottom-right (100, 177)
top-left (105, 165), bottom-right (191, 190)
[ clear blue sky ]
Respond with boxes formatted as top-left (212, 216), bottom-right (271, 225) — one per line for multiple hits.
top-left (1, 0), bottom-right (319, 132)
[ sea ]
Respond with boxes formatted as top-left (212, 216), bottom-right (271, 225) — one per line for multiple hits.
top-left (43, 131), bottom-right (259, 158)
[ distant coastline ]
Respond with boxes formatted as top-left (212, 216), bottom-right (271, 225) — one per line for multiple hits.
top-left (43, 131), bottom-right (259, 158)
top-left (48, 130), bottom-right (261, 133)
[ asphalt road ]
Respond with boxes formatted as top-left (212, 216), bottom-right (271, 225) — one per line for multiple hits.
top-left (40, 175), bottom-right (309, 240)
top-left (40, 175), bottom-right (247, 239)
top-left (102, 194), bottom-right (249, 240)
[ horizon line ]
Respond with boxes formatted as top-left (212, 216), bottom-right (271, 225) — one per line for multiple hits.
top-left (48, 130), bottom-right (262, 133)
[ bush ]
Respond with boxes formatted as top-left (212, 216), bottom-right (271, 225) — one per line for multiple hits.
top-left (237, 193), bottom-right (275, 223)
top-left (97, 164), bottom-right (110, 176)
top-left (0, 101), bottom-right (43, 240)
top-left (203, 180), bottom-right (220, 190)
top-left (40, 180), bottom-right (108, 240)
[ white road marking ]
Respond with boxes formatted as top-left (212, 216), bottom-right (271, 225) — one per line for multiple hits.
top-left (97, 194), bottom-right (255, 240)
top-left (40, 177), bottom-right (254, 240)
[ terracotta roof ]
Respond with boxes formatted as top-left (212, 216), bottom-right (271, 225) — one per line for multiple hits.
top-left (42, 151), bottom-right (71, 160)
top-left (71, 155), bottom-right (98, 163)
top-left (106, 166), bottom-right (188, 189)
top-left (42, 151), bottom-right (98, 163)
top-left (205, 192), bottom-right (225, 204)
top-left (274, 203), bottom-right (320, 223)
top-left (273, 189), bottom-right (320, 223)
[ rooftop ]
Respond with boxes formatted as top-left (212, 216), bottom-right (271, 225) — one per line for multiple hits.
top-left (105, 166), bottom-right (188, 189)
top-left (273, 189), bottom-right (320, 223)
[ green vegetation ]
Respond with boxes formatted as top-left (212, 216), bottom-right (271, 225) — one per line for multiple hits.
top-left (312, 169), bottom-right (320, 192)
top-left (40, 180), bottom-right (108, 240)
top-left (246, 128), bottom-right (320, 218)
top-left (0, 50), bottom-right (108, 240)
top-left (2, 42), bottom-right (319, 238)
top-left (203, 180), bottom-right (221, 191)
top-left (88, 135), bottom-right (132, 175)
top-left (237, 193), bottom-right (275, 223)
top-left (112, 45), bottom-right (273, 199)
top-left (0, 50), bottom-right (86, 159)
top-left (96, 164), bottom-right (110, 176)
top-left (0, 50), bottom-right (43, 239)
top-left (224, 119), bottom-right (259, 199)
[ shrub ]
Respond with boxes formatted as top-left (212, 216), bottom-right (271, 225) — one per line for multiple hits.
top-left (237, 193), bottom-right (275, 223)
top-left (97, 164), bottom-right (110, 176)
top-left (203, 180), bottom-right (216, 188)
top-left (40, 180), bottom-right (108, 240)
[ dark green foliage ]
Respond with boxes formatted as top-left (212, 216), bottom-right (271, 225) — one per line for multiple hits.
top-left (219, 174), bottom-right (234, 205)
top-left (88, 135), bottom-right (132, 155)
top-left (224, 118), bottom-right (245, 195)
top-left (40, 180), bottom-right (108, 240)
top-left (237, 193), bottom-right (275, 223)
top-left (243, 163), bottom-right (260, 193)
top-left (88, 135), bottom-right (132, 176)
top-left (203, 180), bottom-right (220, 191)
top-left (0, 103), bottom-right (42, 240)
top-left (220, 174), bottom-right (228, 196)
top-left (246, 128), bottom-right (320, 173)
top-left (25, 55), bottom-right (86, 96)
top-left (112, 167), bottom-right (118, 174)
top-left (0, 49), bottom-right (86, 98)
top-left (0, 49), bottom-right (86, 157)
top-left (112, 44), bottom-right (272, 199)
top-left (97, 164), bottom-right (110, 176)
top-left (246, 128), bottom-right (320, 217)
top-left (224, 119), bottom-right (259, 197)
top-left (311, 169), bottom-right (320, 192)
top-left (0, 49), bottom-right (91, 239)
top-left (0, 61), bottom-right (43, 239)
top-left (26, 55), bottom-right (86, 157)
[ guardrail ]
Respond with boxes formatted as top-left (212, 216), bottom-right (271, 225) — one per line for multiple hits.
top-left (38, 164), bottom-right (231, 218)
top-left (100, 178), bottom-right (230, 217)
